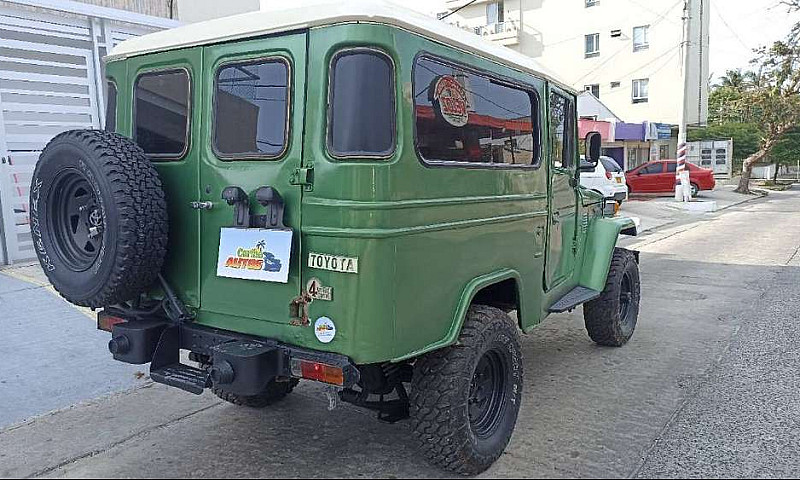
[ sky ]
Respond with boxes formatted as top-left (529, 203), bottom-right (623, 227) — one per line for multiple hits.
top-left (401, 0), bottom-right (800, 82)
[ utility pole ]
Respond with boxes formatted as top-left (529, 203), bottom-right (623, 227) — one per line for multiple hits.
top-left (675, 0), bottom-right (693, 202)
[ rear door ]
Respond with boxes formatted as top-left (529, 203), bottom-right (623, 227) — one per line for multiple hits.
top-left (197, 34), bottom-right (307, 325)
top-left (545, 88), bottom-right (578, 290)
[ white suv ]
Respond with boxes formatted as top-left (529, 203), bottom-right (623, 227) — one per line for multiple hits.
top-left (580, 155), bottom-right (628, 204)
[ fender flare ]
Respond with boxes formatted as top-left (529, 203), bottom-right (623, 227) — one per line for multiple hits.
top-left (579, 216), bottom-right (638, 292)
top-left (391, 268), bottom-right (523, 362)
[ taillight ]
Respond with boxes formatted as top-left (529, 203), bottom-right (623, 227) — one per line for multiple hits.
top-left (290, 358), bottom-right (344, 386)
top-left (606, 171), bottom-right (613, 180)
top-left (97, 311), bottom-right (127, 332)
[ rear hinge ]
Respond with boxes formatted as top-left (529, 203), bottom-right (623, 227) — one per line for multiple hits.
top-left (290, 167), bottom-right (314, 191)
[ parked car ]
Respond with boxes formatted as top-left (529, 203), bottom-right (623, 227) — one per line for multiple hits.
top-left (626, 160), bottom-right (716, 197)
top-left (580, 155), bottom-right (628, 204)
top-left (28, 3), bottom-right (641, 476)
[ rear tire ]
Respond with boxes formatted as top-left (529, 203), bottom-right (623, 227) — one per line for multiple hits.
top-left (212, 379), bottom-right (300, 408)
top-left (410, 305), bottom-right (523, 475)
top-left (584, 248), bottom-right (640, 347)
top-left (30, 130), bottom-right (168, 307)
top-left (691, 183), bottom-right (700, 197)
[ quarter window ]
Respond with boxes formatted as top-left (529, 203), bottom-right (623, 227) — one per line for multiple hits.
top-left (414, 57), bottom-right (539, 167)
top-left (214, 59), bottom-right (289, 158)
top-left (549, 92), bottom-right (575, 169)
top-left (328, 49), bottom-right (395, 158)
top-left (134, 70), bottom-right (190, 158)
top-left (105, 80), bottom-right (117, 132)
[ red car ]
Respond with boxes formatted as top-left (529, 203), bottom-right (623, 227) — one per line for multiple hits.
top-left (626, 160), bottom-right (716, 196)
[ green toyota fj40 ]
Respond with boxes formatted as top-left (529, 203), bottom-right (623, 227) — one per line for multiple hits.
top-left (30, 2), bottom-right (640, 475)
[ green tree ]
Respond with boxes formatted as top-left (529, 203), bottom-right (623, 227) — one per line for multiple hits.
top-left (731, 19), bottom-right (800, 194)
top-left (767, 127), bottom-right (800, 181)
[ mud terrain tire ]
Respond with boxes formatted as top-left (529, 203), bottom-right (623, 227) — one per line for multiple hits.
top-left (30, 130), bottom-right (167, 308)
top-left (584, 247), bottom-right (641, 346)
top-left (410, 305), bottom-right (523, 475)
top-left (212, 379), bottom-right (300, 408)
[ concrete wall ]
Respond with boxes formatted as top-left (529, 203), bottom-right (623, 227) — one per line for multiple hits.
top-left (444, 0), bottom-right (710, 126)
top-left (71, 0), bottom-right (174, 18)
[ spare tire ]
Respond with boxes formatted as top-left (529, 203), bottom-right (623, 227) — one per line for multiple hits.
top-left (29, 130), bottom-right (168, 308)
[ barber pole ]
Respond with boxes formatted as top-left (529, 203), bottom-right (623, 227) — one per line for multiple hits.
top-left (675, 140), bottom-right (691, 201)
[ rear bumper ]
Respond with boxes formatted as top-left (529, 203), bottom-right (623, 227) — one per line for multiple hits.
top-left (107, 317), bottom-right (360, 395)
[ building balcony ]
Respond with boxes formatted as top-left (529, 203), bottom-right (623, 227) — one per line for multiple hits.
top-left (472, 21), bottom-right (520, 46)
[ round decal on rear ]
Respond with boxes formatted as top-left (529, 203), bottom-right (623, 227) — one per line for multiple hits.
top-left (433, 75), bottom-right (469, 127)
top-left (314, 316), bottom-right (336, 344)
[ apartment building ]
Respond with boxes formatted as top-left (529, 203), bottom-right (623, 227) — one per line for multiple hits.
top-left (440, 0), bottom-right (710, 126)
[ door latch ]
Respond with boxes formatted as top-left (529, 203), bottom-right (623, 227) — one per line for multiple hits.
top-left (290, 167), bottom-right (314, 190)
top-left (190, 201), bottom-right (213, 210)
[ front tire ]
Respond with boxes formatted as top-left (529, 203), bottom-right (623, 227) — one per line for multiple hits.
top-left (410, 305), bottom-right (523, 475)
top-left (691, 182), bottom-right (700, 197)
top-left (584, 248), bottom-right (641, 346)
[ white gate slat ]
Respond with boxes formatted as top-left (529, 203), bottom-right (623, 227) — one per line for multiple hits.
top-left (0, 13), bottom-right (91, 38)
top-left (0, 37), bottom-right (93, 57)
top-left (2, 102), bottom-right (95, 115)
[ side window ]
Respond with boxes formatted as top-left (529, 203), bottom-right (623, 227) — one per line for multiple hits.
top-left (666, 162), bottom-right (677, 173)
top-left (134, 70), bottom-right (190, 159)
top-left (105, 80), bottom-right (117, 132)
top-left (214, 58), bottom-right (289, 158)
top-left (549, 92), bottom-right (575, 169)
top-left (414, 56), bottom-right (539, 166)
top-left (642, 164), bottom-right (663, 175)
top-left (328, 49), bottom-right (395, 158)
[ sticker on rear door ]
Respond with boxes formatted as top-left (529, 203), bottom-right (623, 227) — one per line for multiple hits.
top-left (308, 253), bottom-right (358, 274)
top-left (217, 228), bottom-right (293, 283)
top-left (314, 316), bottom-right (336, 343)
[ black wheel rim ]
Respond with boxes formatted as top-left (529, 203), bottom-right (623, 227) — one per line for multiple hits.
top-left (47, 168), bottom-right (104, 271)
top-left (619, 271), bottom-right (635, 333)
top-left (468, 349), bottom-right (508, 439)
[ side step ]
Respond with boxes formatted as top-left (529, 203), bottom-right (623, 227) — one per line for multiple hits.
top-left (548, 286), bottom-right (601, 313)
top-left (150, 364), bottom-right (210, 395)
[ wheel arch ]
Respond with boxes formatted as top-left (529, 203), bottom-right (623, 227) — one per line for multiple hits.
top-left (391, 269), bottom-right (524, 362)
top-left (578, 217), bottom-right (639, 292)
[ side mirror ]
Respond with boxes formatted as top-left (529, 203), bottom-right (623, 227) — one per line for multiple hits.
top-left (579, 131), bottom-right (602, 172)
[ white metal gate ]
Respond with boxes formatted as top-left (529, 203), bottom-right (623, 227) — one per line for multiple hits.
top-left (0, 1), bottom-right (175, 264)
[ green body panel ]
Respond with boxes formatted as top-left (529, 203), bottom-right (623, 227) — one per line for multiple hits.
top-left (104, 23), bottom-right (633, 365)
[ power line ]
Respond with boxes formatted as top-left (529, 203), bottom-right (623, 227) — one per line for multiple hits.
top-left (440, 0), bottom-right (480, 20)
top-left (711, 2), bottom-right (752, 52)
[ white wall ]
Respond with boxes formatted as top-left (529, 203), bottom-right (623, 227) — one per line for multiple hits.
top-left (175, 0), bottom-right (259, 23)
top-left (445, 0), bottom-right (710, 125)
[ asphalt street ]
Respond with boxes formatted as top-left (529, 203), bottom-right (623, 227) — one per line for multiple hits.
top-left (0, 187), bottom-right (798, 478)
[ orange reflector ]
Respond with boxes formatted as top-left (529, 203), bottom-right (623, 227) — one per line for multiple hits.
top-left (97, 312), bottom-right (127, 332)
top-left (290, 358), bottom-right (344, 386)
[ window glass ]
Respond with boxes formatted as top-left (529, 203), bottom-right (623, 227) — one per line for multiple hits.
top-left (584, 84), bottom-right (600, 98)
top-left (666, 162), bottom-right (677, 173)
top-left (641, 163), bottom-right (663, 174)
top-left (633, 25), bottom-right (650, 51)
top-left (549, 92), bottom-right (574, 169)
top-left (214, 59), bottom-right (289, 158)
top-left (414, 57), bottom-right (538, 166)
top-left (329, 50), bottom-right (395, 158)
top-left (585, 33), bottom-right (600, 57)
top-left (632, 78), bottom-right (649, 103)
top-left (601, 156), bottom-right (622, 172)
top-left (134, 70), bottom-right (190, 157)
top-left (487, 1), bottom-right (504, 24)
top-left (105, 80), bottom-right (117, 132)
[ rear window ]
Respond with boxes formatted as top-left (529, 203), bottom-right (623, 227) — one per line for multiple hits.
top-left (134, 69), bottom-right (190, 158)
top-left (328, 49), bottom-right (395, 158)
top-left (600, 157), bottom-right (622, 173)
top-left (414, 56), bottom-right (539, 167)
top-left (214, 58), bottom-right (290, 158)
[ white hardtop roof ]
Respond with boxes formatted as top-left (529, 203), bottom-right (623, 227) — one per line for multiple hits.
top-left (108, 0), bottom-right (572, 91)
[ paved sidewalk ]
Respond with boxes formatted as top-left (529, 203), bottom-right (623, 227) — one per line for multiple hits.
top-left (0, 270), bottom-right (145, 429)
top-left (621, 184), bottom-right (762, 234)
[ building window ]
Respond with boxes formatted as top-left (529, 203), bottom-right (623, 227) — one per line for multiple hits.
top-left (586, 0), bottom-right (599, 7)
top-left (659, 144), bottom-right (670, 159)
top-left (585, 33), bottom-right (600, 58)
top-left (633, 25), bottom-right (650, 51)
top-left (584, 84), bottom-right (600, 98)
top-left (610, 81), bottom-right (621, 88)
top-left (487, 1), bottom-right (504, 25)
top-left (413, 56), bottom-right (540, 167)
top-left (134, 69), bottom-right (190, 159)
top-left (632, 78), bottom-right (649, 104)
top-left (329, 49), bottom-right (396, 158)
top-left (214, 58), bottom-right (290, 159)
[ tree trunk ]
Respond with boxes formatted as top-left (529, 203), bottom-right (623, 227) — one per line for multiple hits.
top-left (773, 163), bottom-right (780, 183)
top-left (735, 149), bottom-right (767, 194)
